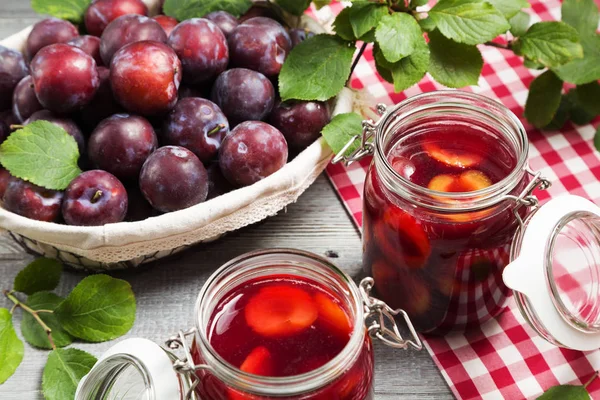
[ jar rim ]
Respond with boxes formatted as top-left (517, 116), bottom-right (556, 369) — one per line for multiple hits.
top-left (374, 90), bottom-right (529, 211)
top-left (193, 248), bottom-right (366, 396)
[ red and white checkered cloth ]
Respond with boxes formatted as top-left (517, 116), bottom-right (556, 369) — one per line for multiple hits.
top-left (316, 1), bottom-right (600, 398)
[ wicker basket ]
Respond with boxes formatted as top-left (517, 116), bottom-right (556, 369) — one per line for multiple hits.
top-left (0, 1), bottom-right (355, 271)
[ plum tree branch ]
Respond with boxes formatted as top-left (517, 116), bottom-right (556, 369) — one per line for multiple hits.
top-left (3, 289), bottom-right (56, 350)
top-left (348, 42), bottom-right (369, 83)
top-left (484, 41), bottom-right (512, 50)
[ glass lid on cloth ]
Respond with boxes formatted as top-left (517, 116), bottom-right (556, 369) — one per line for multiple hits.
top-left (504, 195), bottom-right (600, 351)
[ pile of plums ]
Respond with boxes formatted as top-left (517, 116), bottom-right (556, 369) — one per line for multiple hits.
top-left (0, 1), bottom-right (329, 226)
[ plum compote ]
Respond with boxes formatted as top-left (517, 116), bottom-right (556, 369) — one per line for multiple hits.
top-left (363, 122), bottom-right (527, 334)
top-left (196, 273), bottom-right (373, 400)
top-left (209, 275), bottom-right (352, 375)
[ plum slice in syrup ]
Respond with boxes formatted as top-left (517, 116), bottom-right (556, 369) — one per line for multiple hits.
top-left (207, 274), bottom-right (353, 378)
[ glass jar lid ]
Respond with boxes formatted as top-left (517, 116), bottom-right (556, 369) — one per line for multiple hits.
top-left (504, 195), bottom-right (600, 350)
top-left (75, 338), bottom-right (185, 400)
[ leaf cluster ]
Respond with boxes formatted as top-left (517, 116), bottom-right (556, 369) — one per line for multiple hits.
top-left (274, 0), bottom-right (597, 158)
top-left (280, 0), bottom-right (534, 102)
top-left (0, 258), bottom-right (137, 399)
top-left (523, 0), bottom-right (600, 134)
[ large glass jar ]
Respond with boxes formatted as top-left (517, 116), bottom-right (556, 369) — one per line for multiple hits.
top-left (74, 249), bottom-right (422, 400)
top-left (341, 91), bottom-right (549, 334)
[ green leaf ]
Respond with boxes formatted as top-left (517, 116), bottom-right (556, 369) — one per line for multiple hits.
top-left (524, 70), bottom-right (563, 128)
top-left (279, 34), bottom-right (355, 102)
top-left (543, 96), bottom-right (571, 131)
top-left (565, 89), bottom-right (596, 125)
top-left (13, 258), bottom-right (62, 295)
top-left (418, 17), bottom-right (436, 32)
top-left (513, 21), bottom-right (583, 68)
top-left (485, 0), bottom-right (530, 19)
top-left (21, 292), bottom-right (73, 350)
top-left (553, 34), bottom-right (600, 84)
top-left (375, 62), bottom-right (394, 84)
top-left (509, 11), bottom-right (530, 37)
top-left (31, 0), bottom-right (90, 24)
top-left (561, 0), bottom-right (599, 38)
top-left (573, 81), bottom-right (600, 116)
top-left (163, 0), bottom-right (252, 20)
top-left (333, 8), bottom-right (356, 41)
top-left (42, 348), bottom-right (97, 400)
top-left (321, 113), bottom-right (363, 156)
top-left (275, 0), bottom-right (311, 16)
top-left (429, 0), bottom-right (510, 45)
top-left (349, 2), bottom-right (388, 39)
top-left (428, 30), bottom-right (483, 88)
top-left (373, 45), bottom-right (394, 84)
top-left (0, 121), bottom-right (81, 191)
top-left (536, 385), bottom-right (591, 400)
top-left (375, 13), bottom-right (423, 63)
top-left (0, 308), bottom-right (23, 384)
top-left (375, 38), bottom-right (430, 92)
top-left (543, 88), bottom-right (599, 130)
top-left (359, 29), bottom-right (376, 43)
top-left (524, 59), bottom-right (545, 69)
top-left (313, 0), bottom-right (331, 10)
top-left (594, 126), bottom-right (600, 152)
top-left (411, 0), bottom-right (429, 7)
top-left (55, 274), bottom-right (136, 342)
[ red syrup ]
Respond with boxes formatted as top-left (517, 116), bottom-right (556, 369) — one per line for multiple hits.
top-left (193, 274), bottom-right (374, 400)
top-left (363, 123), bottom-right (529, 333)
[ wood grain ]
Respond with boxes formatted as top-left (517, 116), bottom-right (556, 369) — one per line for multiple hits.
top-left (0, 5), bottom-right (454, 398)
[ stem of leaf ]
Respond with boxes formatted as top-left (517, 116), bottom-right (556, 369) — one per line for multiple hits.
top-left (484, 41), bottom-right (512, 50)
top-left (348, 42), bottom-right (369, 85)
top-left (3, 289), bottom-right (56, 350)
top-left (584, 371), bottom-right (598, 389)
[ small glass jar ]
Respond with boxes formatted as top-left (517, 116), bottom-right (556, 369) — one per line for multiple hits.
top-left (190, 249), bottom-right (375, 400)
top-left (75, 249), bottom-right (422, 400)
top-left (335, 91), bottom-right (549, 334)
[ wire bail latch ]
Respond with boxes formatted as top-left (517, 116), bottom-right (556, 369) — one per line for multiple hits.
top-left (359, 277), bottom-right (423, 350)
top-left (164, 328), bottom-right (212, 400)
top-left (504, 166), bottom-right (552, 229)
top-left (332, 103), bottom-right (388, 166)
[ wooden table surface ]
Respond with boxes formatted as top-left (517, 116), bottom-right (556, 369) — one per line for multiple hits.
top-left (0, 5), bottom-right (454, 399)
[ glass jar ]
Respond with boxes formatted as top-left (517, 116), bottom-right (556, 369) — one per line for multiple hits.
top-left (335, 91), bottom-right (550, 334)
top-left (190, 249), bottom-right (375, 400)
top-left (75, 249), bottom-right (422, 400)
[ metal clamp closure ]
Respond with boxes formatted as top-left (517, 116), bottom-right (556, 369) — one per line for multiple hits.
top-left (165, 328), bottom-right (212, 400)
top-left (359, 277), bottom-right (423, 350)
top-left (504, 166), bottom-right (552, 230)
top-left (332, 104), bottom-right (388, 166)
